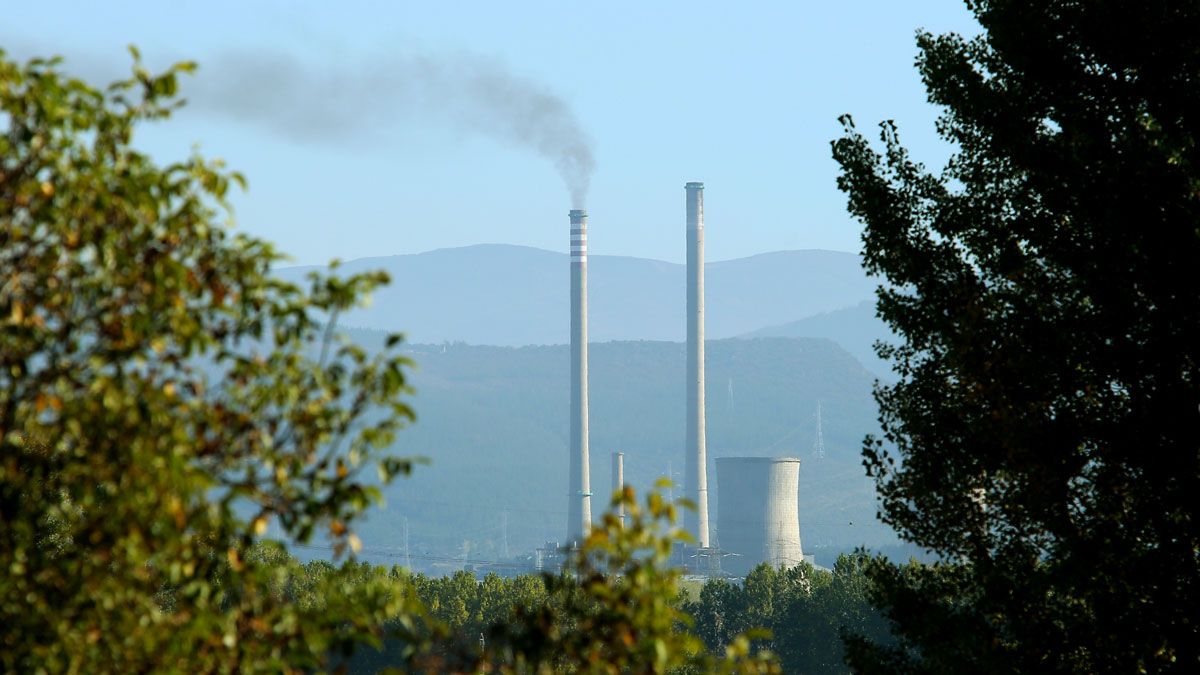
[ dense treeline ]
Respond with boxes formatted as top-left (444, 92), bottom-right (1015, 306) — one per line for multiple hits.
top-left (685, 555), bottom-right (892, 674)
top-left (253, 543), bottom-right (893, 674)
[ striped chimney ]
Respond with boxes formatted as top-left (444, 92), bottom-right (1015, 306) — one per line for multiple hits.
top-left (568, 209), bottom-right (591, 544)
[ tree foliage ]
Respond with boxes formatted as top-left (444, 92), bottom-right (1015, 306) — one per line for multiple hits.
top-left (463, 484), bottom-right (780, 674)
top-left (0, 48), bottom-right (782, 672)
top-left (283, 523), bottom-right (893, 675)
top-left (831, 1), bottom-right (1200, 672)
top-left (323, 486), bottom-right (784, 674)
top-left (0, 48), bottom-right (420, 671)
top-left (686, 553), bottom-right (892, 674)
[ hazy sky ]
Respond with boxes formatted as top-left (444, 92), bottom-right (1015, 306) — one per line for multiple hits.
top-left (4, 1), bottom-right (978, 265)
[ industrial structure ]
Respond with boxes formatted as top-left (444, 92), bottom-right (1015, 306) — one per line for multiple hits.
top-left (612, 451), bottom-right (625, 528)
top-left (812, 401), bottom-right (827, 460)
top-left (715, 457), bottom-right (804, 577)
top-left (551, 184), bottom-right (805, 578)
top-left (567, 209), bottom-right (592, 545)
top-left (684, 182), bottom-right (711, 549)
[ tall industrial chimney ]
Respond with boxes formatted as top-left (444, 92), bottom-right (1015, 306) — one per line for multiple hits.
top-left (684, 182), bottom-right (710, 549)
top-left (612, 451), bottom-right (625, 528)
top-left (568, 209), bottom-right (592, 544)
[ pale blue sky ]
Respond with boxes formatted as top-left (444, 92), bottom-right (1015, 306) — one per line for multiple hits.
top-left (4, 1), bottom-right (978, 265)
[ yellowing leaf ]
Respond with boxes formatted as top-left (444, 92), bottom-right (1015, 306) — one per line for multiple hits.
top-left (33, 393), bottom-right (61, 413)
top-left (168, 496), bottom-right (185, 528)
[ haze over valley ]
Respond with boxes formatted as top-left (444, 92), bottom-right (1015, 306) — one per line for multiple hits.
top-left (276, 245), bottom-right (903, 568)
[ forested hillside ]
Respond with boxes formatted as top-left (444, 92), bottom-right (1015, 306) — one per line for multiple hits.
top-left (744, 301), bottom-right (896, 379)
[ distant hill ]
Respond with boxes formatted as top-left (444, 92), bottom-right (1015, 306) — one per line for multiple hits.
top-left (275, 245), bottom-right (876, 346)
top-left (333, 333), bottom-right (897, 567)
top-left (743, 300), bottom-right (898, 380)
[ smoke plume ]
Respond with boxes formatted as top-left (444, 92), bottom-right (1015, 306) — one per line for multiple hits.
top-left (188, 49), bottom-right (595, 207)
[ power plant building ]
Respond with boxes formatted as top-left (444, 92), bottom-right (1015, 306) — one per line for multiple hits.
top-left (558, 183), bottom-right (808, 576)
top-left (715, 457), bottom-right (804, 577)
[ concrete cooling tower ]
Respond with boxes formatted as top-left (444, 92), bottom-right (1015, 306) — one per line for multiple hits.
top-left (715, 457), bottom-right (804, 577)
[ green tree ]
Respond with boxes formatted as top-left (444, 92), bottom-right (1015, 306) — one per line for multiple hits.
top-left (0, 45), bottom-right (780, 674)
top-left (0, 49), bottom-right (422, 671)
top-left (338, 486), bottom-right (782, 674)
top-left (474, 484), bottom-right (781, 675)
top-left (831, 1), bottom-right (1200, 672)
top-left (685, 554), bottom-right (888, 675)
top-left (690, 577), bottom-right (744, 651)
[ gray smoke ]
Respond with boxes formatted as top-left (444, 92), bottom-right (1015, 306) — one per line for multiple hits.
top-left (188, 49), bottom-right (595, 207)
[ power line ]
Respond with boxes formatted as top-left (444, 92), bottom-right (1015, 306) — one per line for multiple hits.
top-left (294, 543), bottom-right (534, 570)
top-left (812, 401), bottom-right (827, 460)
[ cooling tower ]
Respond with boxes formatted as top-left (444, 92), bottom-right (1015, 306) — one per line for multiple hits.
top-left (715, 457), bottom-right (803, 577)
top-left (567, 209), bottom-right (591, 544)
top-left (684, 182), bottom-right (710, 548)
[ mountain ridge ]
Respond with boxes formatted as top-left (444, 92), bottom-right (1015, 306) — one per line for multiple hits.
top-left (274, 244), bottom-right (878, 347)
top-left (743, 300), bottom-right (897, 380)
top-left (277, 242), bottom-right (862, 269)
